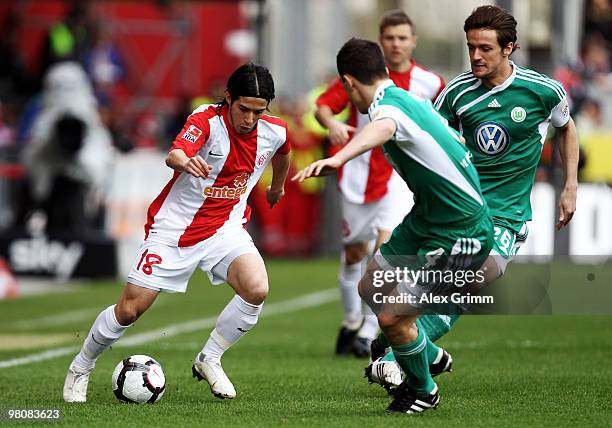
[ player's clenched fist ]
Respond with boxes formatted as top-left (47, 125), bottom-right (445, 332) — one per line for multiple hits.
top-left (183, 155), bottom-right (213, 178)
top-left (327, 120), bottom-right (357, 146)
top-left (266, 186), bottom-right (285, 208)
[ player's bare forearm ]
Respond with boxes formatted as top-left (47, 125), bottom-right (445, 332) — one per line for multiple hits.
top-left (266, 152), bottom-right (290, 208)
top-left (315, 105), bottom-right (356, 145)
top-left (166, 149), bottom-right (212, 178)
top-left (291, 118), bottom-right (396, 182)
top-left (270, 152), bottom-right (290, 192)
top-left (555, 118), bottom-right (579, 229)
top-left (314, 105), bottom-right (337, 129)
top-left (333, 118), bottom-right (396, 164)
top-left (557, 118), bottom-right (579, 190)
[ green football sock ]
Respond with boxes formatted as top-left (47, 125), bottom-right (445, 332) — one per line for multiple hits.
top-left (381, 335), bottom-right (440, 364)
top-left (418, 314), bottom-right (461, 342)
top-left (391, 326), bottom-right (436, 395)
top-left (381, 318), bottom-right (447, 364)
top-left (381, 351), bottom-right (395, 362)
top-left (417, 318), bottom-right (440, 363)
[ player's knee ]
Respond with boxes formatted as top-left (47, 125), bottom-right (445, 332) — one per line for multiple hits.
top-left (115, 301), bottom-right (144, 325)
top-left (407, 323), bottom-right (419, 342)
top-left (344, 245), bottom-right (366, 265)
top-left (239, 276), bottom-right (269, 305)
top-left (357, 276), bottom-right (372, 299)
top-left (377, 313), bottom-right (401, 330)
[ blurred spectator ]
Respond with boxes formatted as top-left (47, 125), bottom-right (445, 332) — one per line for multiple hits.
top-left (554, 62), bottom-right (587, 114)
top-left (85, 21), bottom-right (125, 97)
top-left (131, 110), bottom-right (163, 150)
top-left (164, 95), bottom-right (194, 151)
top-left (21, 62), bottom-right (114, 233)
top-left (0, 12), bottom-right (38, 105)
top-left (40, 1), bottom-right (94, 76)
top-left (585, 0), bottom-right (612, 51)
top-left (0, 101), bottom-right (16, 149)
top-left (97, 94), bottom-right (133, 154)
top-left (575, 98), bottom-right (612, 183)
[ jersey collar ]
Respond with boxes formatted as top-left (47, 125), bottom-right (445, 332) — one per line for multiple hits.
top-left (487, 60), bottom-right (517, 93)
top-left (369, 79), bottom-right (395, 116)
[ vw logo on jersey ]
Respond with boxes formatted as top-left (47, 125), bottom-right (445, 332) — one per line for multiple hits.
top-left (474, 121), bottom-right (509, 156)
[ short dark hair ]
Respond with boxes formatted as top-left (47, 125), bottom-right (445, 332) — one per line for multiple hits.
top-left (379, 9), bottom-right (415, 35)
top-left (337, 38), bottom-right (388, 85)
top-left (464, 5), bottom-right (519, 53)
top-left (225, 62), bottom-right (275, 103)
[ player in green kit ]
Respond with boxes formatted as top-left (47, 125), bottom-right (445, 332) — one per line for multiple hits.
top-left (435, 4), bottom-right (578, 265)
top-left (293, 38), bottom-right (493, 414)
top-left (366, 4), bottom-right (579, 393)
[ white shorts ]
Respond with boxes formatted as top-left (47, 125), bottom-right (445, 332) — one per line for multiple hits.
top-left (341, 173), bottom-right (413, 244)
top-left (127, 228), bottom-right (261, 293)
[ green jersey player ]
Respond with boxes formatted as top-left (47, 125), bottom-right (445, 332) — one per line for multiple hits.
top-left (435, 5), bottom-right (578, 273)
top-left (293, 38), bottom-right (493, 414)
top-left (367, 5), bottom-right (580, 395)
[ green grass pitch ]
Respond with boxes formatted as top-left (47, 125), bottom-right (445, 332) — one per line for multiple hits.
top-left (0, 259), bottom-right (611, 427)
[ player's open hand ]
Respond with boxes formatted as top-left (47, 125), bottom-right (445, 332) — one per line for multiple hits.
top-left (183, 155), bottom-right (213, 178)
top-left (266, 186), bottom-right (285, 208)
top-left (556, 185), bottom-right (577, 230)
top-left (292, 157), bottom-right (342, 182)
top-left (328, 120), bottom-right (357, 146)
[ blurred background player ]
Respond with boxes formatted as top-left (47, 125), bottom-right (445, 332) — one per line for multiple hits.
top-left (294, 38), bottom-right (492, 414)
top-left (314, 10), bottom-right (445, 358)
top-left (367, 4), bottom-right (579, 392)
top-left (63, 63), bottom-right (291, 402)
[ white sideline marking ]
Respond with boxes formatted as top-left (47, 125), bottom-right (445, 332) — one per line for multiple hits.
top-left (9, 308), bottom-right (103, 330)
top-left (0, 288), bottom-right (338, 369)
top-left (9, 300), bottom-right (171, 330)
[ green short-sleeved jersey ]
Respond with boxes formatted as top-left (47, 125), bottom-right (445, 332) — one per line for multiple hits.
top-left (369, 80), bottom-right (487, 225)
top-left (434, 62), bottom-right (570, 221)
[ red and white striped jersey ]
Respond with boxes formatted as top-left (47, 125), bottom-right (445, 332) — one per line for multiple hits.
top-left (316, 59), bottom-right (445, 204)
top-left (144, 104), bottom-right (290, 247)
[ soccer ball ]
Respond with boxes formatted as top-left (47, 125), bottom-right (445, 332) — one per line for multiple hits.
top-left (111, 355), bottom-right (166, 404)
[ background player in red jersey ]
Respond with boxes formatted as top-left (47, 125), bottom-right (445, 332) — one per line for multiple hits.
top-left (63, 63), bottom-right (291, 402)
top-left (315, 10), bottom-right (446, 357)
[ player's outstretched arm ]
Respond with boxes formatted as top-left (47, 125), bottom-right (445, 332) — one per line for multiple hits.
top-left (166, 148), bottom-right (213, 178)
top-left (315, 105), bottom-right (357, 146)
top-left (292, 118), bottom-right (396, 182)
top-left (267, 152), bottom-right (290, 208)
top-left (555, 117), bottom-right (579, 230)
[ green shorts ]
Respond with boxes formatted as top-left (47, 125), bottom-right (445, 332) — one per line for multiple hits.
top-left (490, 216), bottom-right (529, 274)
top-left (375, 209), bottom-right (494, 312)
top-left (379, 209), bottom-right (494, 271)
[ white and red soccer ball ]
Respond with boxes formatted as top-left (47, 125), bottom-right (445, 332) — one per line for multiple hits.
top-left (112, 355), bottom-right (166, 404)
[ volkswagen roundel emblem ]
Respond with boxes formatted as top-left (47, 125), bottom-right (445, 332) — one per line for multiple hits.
top-left (474, 121), bottom-right (509, 156)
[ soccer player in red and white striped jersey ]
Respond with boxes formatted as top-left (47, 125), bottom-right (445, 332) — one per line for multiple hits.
top-left (315, 10), bottom-right (445, 358)
top-left (64, 63), bottom-right (291, 402)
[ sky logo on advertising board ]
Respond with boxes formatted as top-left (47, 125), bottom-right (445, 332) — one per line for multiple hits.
top-left (9, 237), bottom-right (84, 281)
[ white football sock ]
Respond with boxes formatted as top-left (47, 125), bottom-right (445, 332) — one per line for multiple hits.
top-left (339, 254), bottom-right (363, 330)
top-left (72, 305), bottom-right (130, 371)
top-left (357, 304), bottom-right (379, 340)
top-left (201, 295), bottom-right (263, 363)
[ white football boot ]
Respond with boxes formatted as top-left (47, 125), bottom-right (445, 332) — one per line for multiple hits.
top-left (192, 353), bottom-right (236, 399)
top-left (364, 357), bottom-right (403, 394)
top-left (63, 364), bottom-right (93, 403)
